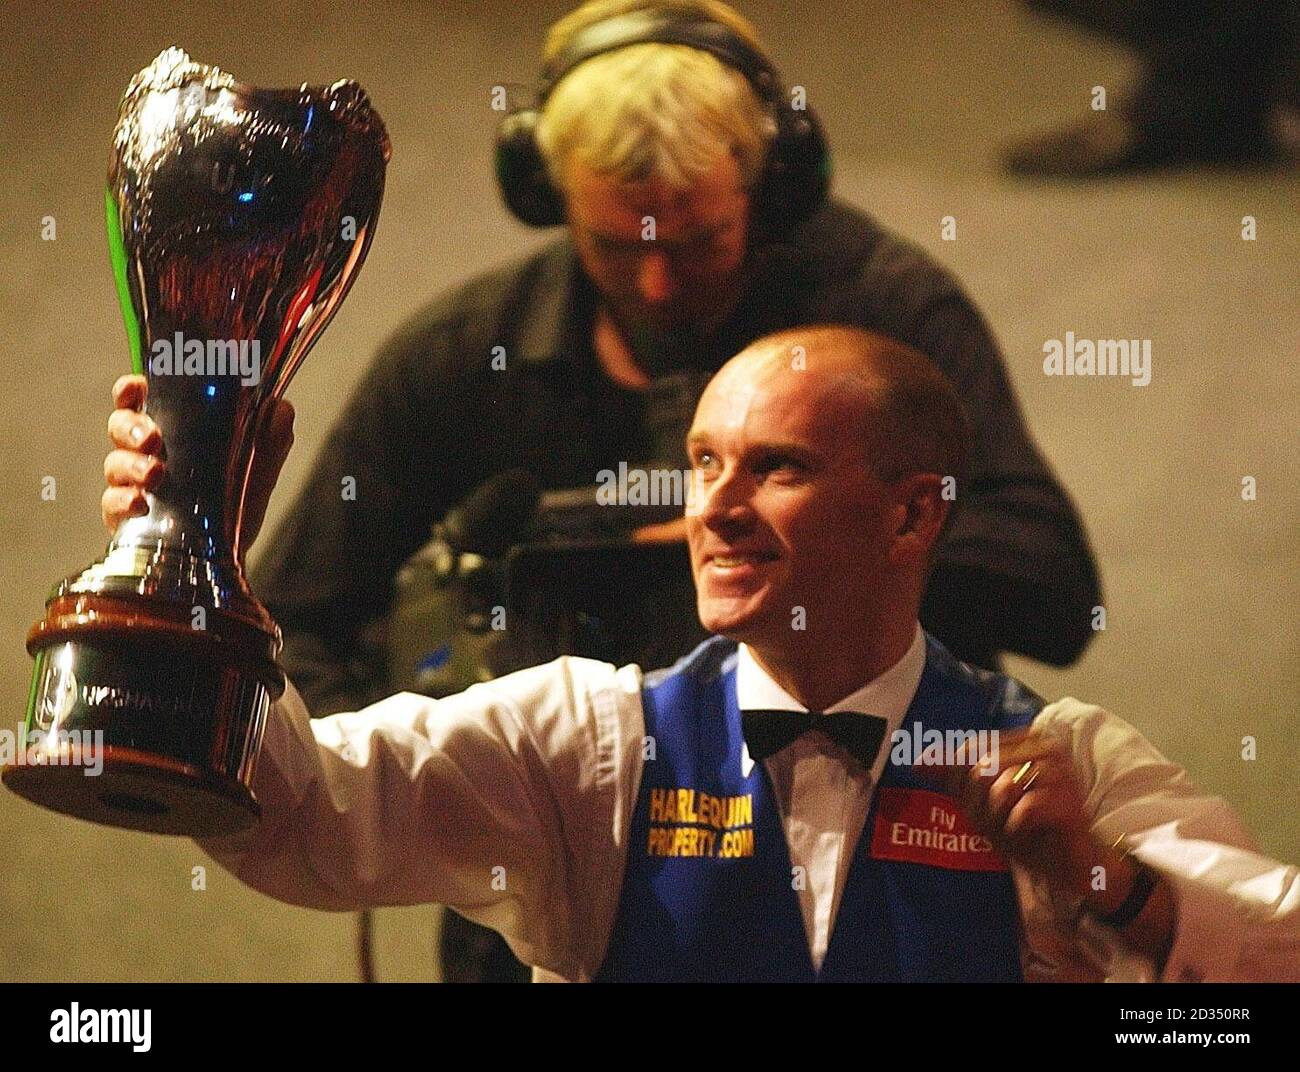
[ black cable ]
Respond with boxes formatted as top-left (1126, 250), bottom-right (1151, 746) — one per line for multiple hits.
top-left (356, 908), bottom-right (376, 983)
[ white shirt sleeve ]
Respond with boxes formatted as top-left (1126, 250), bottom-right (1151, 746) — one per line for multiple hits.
top-left (193, 657), bottom-right (645, 979)
top-left (1031, 698), bottom-right (1300, 982)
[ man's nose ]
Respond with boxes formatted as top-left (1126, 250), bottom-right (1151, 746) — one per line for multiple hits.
top-left (637, 250), bottom-right (678, 304)
top-left (694, 464), bottom-right (753, 533)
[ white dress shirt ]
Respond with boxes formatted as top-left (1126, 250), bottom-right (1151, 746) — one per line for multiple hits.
top-left (196, 630), bottom-right (1300, 982)
top-left (738, 624), bottom-right (928, 972)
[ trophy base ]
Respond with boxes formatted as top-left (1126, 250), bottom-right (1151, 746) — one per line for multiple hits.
top-left (2, 747), bottom-right (260, 837)
top-left (11, 594), bottom-right (281, 837)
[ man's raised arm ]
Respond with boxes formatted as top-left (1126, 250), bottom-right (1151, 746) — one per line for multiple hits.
top-left (102, 366), bottom-right (619, 978)
top-left (193, 658), bottom-right (624, 977)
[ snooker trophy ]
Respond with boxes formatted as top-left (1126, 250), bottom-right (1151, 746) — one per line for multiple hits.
top-left (3, 48), bottom-right (389, 835)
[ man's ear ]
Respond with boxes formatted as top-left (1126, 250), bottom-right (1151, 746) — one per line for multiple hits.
top-left (887, 473), bottom-right (950, 568)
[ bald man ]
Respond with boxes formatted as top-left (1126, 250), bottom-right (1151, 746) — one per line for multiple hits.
top-left (101, 325), bottom-right (1298, 982)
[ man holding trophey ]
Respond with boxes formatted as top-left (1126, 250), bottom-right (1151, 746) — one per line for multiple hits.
top-left (102, 325), bottom-right (1299, 982)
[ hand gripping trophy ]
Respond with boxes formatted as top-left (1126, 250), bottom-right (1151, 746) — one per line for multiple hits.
top-left (4, 48), bottom-right (389, 836)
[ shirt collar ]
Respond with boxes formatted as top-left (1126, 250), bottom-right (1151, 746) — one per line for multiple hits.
top-left (735, 624), bottom-right (927, 779)
top-left (516, 239), bottom-right (596, 366)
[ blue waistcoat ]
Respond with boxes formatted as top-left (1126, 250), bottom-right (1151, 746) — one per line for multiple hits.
top-left (593, 633), bottom-right (1044, 982)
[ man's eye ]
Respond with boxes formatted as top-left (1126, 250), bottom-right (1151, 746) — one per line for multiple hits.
top-left (756, 456), bottom-right (804, 477)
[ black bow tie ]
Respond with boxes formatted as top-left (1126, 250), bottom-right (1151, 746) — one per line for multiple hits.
top-left (741, 709), bottom-right (888, 768)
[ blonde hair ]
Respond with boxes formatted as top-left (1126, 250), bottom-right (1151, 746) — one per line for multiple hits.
top-left (535, 0), bottom-right (775, 193)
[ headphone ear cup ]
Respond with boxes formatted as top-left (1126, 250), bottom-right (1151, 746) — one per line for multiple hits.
top-left (495, 109), bottom-right (567, 227)
top-left (758, 105), bottom-right (832, 231)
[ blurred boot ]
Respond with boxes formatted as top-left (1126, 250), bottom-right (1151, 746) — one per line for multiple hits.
top-left (1004, 0), bottom-right (1292, 177)
top-left (1002, 106), bottom-right (1278, 176)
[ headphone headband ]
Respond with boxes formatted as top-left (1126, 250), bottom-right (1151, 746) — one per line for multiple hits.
top-left (539, 8), bottom-right (782, 106)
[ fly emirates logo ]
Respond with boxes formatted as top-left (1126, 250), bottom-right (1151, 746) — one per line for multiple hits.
top-left (869, 787), bottom-right (1009, 872)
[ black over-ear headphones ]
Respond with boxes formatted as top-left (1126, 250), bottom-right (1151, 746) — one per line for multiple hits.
top-left (494, 5), bottom-right (831, 229)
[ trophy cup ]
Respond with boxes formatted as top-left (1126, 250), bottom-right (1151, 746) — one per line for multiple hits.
top-left (3, 48), bottom-right (389, 836)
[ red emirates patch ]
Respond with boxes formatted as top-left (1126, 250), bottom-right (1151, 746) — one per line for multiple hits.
top-left (869, 787), bottom-right (1009, 872)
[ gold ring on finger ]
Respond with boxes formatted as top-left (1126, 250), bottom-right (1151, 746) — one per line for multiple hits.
top-left (1012, 760), bottom-right (1040, 793)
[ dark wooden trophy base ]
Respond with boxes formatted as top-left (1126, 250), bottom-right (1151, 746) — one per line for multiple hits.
top-left (4, 593), bottom-right (282, 837)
